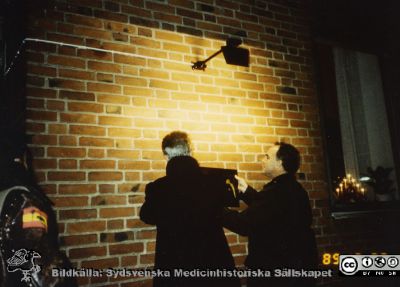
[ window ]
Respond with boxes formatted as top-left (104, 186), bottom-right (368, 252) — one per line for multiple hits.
top-left (316, 44), bottom-right (399, 217)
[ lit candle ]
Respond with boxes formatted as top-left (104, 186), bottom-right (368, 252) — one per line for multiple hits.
top-left (339, 183), bottom-right (343, 192)
top-left (361, 188), bottom-right (365, 195)
top-left (336, 188), bottom-right (340, 196)
top-left (343, 178), bottom-right (347, 188)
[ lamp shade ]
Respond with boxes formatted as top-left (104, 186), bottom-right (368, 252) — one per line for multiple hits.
top-left (221, 46), bottom-right (249, 67)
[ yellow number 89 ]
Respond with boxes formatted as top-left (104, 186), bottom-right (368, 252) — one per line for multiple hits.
top-left (322, 253), bottom-right (340, 265)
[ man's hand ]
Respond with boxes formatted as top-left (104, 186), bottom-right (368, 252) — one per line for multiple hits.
top-left (235, 175), bottom-right (248, 193)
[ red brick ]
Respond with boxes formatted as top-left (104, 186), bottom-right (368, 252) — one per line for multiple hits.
top-left (47, 100), bottom-right (65, 111)
top-left (275, 128), bottom-right (297, 136)
top-left (107, 149), bottom-right (140, 159)
top-left (49, 124), bottom-right (67, 134)
top-left (107, 219), bottom-right (124, 229)
top-left (137, 47), bottom-right (167, 59)
top-left (290, 120), bottom-right (311, 128)
top-left (91, 195), bottom-right (126, 206)
top-left (81, 160), bottom-right (116, 169)
top-left (77, 49), bottom-right (113, 62)
top-left (59, 184), bottom-right (97, 195)
top-left (98, 94), bottom-right (130, 104)
top-left (126, 219), bottom-right (149, 229)
top-left (26, 51), bottom-right (45, 64)
top-left (219, 154), bottom-right (243, 162)
top-left (60, 113), bottom-right (97, 124)
top-left (251, 66), bottom-right (274, 75)
top-left (106, 105), bottom-right (122, 115)
top-left (108, 128), bottom-right (141, 138)
top-left (88, 149), bottom-right (106, 158)
top-left (239, 163), bottom-right (262, 171)
top-left (268, 118), bottom-right (289, 126)
top-left (99, 207), bottom-right (135, 218)
top-left (49, 78), bottom-right (85, 90)
top-left (211, 144), bottom-right (237, 152)
top-left (102, 42), bottom-right (135, 54)
top-left (48, 147), bottom-right (86, 158)
top-left (87, 82), bottom-right (122, 94)
top-left (69, 246), bottom-right (107, 259)
top-left (69, 125), bottom-right (106, 136)
top-left (105, 20), bottom-right (136, 33)
top-left (109, 243), bottom-right (144, 255)
top-left (67, 221), bottom-right (106, 233)
top-left (230, 244), bottom-right (247, 254)
top-left (59, 68), bottom-right (95, 80)
top-left (118, 161), bottom-right (151, 170)
top-left (195, 152), bottom-right (217, 162)
top-left (126, 172), bottom-right (140, 181)
top-left (121, 255), bottom-right (138, 267)
top-left (68, 102), bottom-right (104, 113)
top-left (27, 64), bottom-right (57, 77)
top-left (59, 209), bottom-right (97, 220)
top-left (57, 24), bottom-right (74, 37)
top-left (149, 80), bottom-right (178, 90)
top-left (66, 14), bottom-right (103, 28)
top-left (140, 254), bottom-right (155, 265)
top-left (113, 54), bottom-right (146, 66)
top-left (284, 111), bottom-right (305, 119)
top-left (32, 159), bottom-right (57, 169)
top-left (115, 139), bottom-right (133, 148)
top-left (48, 172), bottom-right (86, 181)
top-left (32, 135), bottom-right (58, 145)
top-left (47, 55), bottom-right (85, 68)
top-left (52, 196), bottom-right (89, 207)
top-left (26, 123), bottom-right (45, 133)
top-left (88, 61), bottom-right (121, 73)
top-left (133, 139), bottom-right (160, 150)
top-left (26, 110), bottom-right (57, 122)
top-left (79, 137), bottom-right (114, 147)
top-left (136, 230), bottom-right (157, 240)
top-left (62, 234), bottom-right (98, 246)
top-left (59, 136), bottom-right (78, 146)
top-left (99, 116), bottom-right (132, 126)
top-left (74, 26), bottom-right (112, 40)
top-left (131, 37), bottom-right (161, 49)
top-left (60, 90), bottom-right (95, 101)
top-left (47, 33), bottom-right (83, 46)
top-left (141, 151), bottom-right (164, 161)
top-left (89, 172), bottom-right (123, 181)
top-left (59, 159), bottom-right (77, 169)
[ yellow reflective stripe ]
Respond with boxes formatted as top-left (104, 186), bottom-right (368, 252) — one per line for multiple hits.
top-left (22, 207), bottom-right (48, 231)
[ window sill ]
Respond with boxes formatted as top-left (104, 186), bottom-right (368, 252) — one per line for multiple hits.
top-left (331, 200), bottom-right (400, 219)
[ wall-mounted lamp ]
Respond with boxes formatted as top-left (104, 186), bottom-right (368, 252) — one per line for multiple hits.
top-left (191, 38), bottom-right (249, 71)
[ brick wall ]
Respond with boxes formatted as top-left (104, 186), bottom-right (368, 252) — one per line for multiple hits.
top-left (24, 0), bottom-right (330, 286)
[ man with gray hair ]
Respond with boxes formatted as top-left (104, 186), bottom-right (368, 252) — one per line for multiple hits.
top-left (140, 131), bottom-right (240, 287)
top-left (161, 131), bottom-right (192, 160)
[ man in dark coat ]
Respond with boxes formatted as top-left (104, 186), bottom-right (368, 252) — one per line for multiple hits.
top-left (140, 131), bottom-right (240, 287)
top-left (223, 142), bottom-right (318, 287)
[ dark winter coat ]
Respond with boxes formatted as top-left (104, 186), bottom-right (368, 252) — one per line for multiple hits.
top-left (223, 173), bottom-right (318, 287)
top-left (140, 156), bottom-right (240, 287)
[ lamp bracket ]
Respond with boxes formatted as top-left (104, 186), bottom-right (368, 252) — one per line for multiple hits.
top-left (191, 37), bottom-right (245, 71)
top-left (191, 49), bottom-right (222, 71)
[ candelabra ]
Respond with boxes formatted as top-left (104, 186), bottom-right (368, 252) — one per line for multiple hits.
top-left (335, 174), bottom-right (367, 203)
